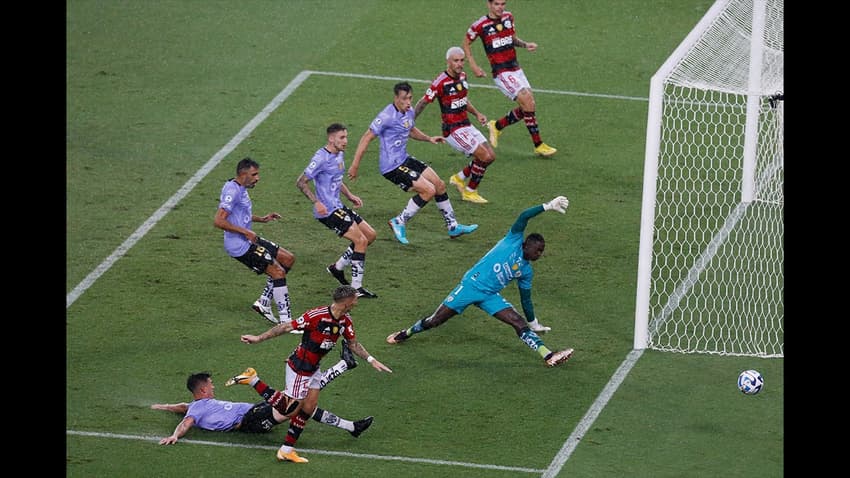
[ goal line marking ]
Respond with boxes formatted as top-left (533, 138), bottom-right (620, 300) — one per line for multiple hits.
top-left (67, 69), bottom-right (648, 476)
top-left (66, 430), bottom-right (544, 474)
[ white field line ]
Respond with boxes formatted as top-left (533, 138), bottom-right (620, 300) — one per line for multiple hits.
top-left (66, 70), bottom-right (313, 308)
top-left (66, 70), bottom-right (647, 309)
top-left (67, 70), bottom-right (651, 477)
top-left (542, 349), bottom-right (645, 477)
top-left (309, 69), bottom-right (648, 102)
top-left (66, 430), bottom-right (545, 474)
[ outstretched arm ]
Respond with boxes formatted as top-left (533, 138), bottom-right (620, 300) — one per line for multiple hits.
top-left (510, 196), bottom-right (569, 234)
top-left (159, 416), bottom-right (195, 445)
top-left (241, 321), bottom-right (297, 344)
top-left (151, 402), bottom-right (190, 414)
top-left (510, 205), bottom-right (544, 234)
top-left (348, 339), bottom-right (393, 373)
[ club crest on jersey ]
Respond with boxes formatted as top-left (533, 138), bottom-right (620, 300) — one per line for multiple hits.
top-left (504, 20), bottom-right (512, 29)
top-left (402, 119), bottom-right (411, 129)
top-left (496, 23), bottom-right (503, 32)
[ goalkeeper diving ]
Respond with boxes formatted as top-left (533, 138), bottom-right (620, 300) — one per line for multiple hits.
top-left (387, 196), bottom-right (574, 367)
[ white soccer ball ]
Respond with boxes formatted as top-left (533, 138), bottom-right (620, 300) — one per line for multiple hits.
top-left (737, 369), bottom-right (764, 395)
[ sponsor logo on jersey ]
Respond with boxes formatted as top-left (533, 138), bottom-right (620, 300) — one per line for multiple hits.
top-left (450, 97), bottom-right (468, 110)
top-left (491, 36), bottom-right (513, 49)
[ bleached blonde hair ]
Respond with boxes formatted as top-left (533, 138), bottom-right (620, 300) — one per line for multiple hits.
top-left (446, 46), bottom-right (464, 60)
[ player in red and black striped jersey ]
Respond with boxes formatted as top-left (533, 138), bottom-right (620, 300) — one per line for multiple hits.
top-left (463, 0), bottom-right (558, 157)
top-left (237, 285), bottom-right (392, 463)
top-left (414, 47), bottom-right (497, 204)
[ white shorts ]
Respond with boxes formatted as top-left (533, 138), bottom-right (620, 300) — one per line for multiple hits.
top-left (445, 124), bottom-right (487, 157)
top-left (284, 362), bottom-right (324, 400)
top-left (494, 69), bottom-right (532, 101)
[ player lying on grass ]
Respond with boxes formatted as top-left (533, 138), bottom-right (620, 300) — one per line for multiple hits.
top-left (151, 341), bottom-right (371, 445)
top-left (387, 196), bottom-right (574, 367)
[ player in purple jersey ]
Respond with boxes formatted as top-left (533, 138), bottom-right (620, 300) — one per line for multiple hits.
top-left (348, 81), bottom-right (478, 244)
top-left (463, 0), bottom-right (557, 157)
top-left (386, 196), bottom-right (574, 367)
top-left (214, 157), bottom-right (298, 326)
top-left (152, 360), bottom-right (372, 446)
top-left (296, 123), bottom-right (378, 298)
top-left (415, 47), bottom-right (497, 205)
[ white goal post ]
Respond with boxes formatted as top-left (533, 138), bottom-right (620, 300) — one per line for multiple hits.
top-left (633, 0), bottom-right (783, 357)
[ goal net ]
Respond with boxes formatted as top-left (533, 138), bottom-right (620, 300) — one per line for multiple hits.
top-left (633, 0), bottom-right (783, 357)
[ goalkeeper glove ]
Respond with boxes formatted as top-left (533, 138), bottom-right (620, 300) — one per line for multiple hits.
top-left (543, 196), bottom-right (569, 214)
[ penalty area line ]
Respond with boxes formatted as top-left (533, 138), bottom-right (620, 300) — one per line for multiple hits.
top-left (67, 69), bottom-right (643, 309)
top-left (66, 71), bottom-right (313, 309)
top-left (308, 69), bottom-right (647, 102)
top-left (67, 430), bottom-right (544, 474)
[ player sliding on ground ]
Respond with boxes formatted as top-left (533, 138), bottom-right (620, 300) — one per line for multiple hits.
top-left (234, 284), bottom-right (392, 463)
top-left (387, 196), bottom-right (574, 367)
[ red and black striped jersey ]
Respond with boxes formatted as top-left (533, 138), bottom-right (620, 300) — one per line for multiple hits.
top-left (286, 305), bottom-right (355, 375)
top-left (466, 12), bottom-right (520, 77)
top-left (422, 71), bottom-right (472, 137)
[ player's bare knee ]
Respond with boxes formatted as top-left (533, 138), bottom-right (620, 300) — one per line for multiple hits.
top-left (267, 265), bottom-right (286, 279)
top-left (351, 233), bottom-right (369, 249)
top-left (476, 148), bottom-right (495, 164)
top-left (278, 250), bottom-right (296, 269)
top-left (434, 178), bottom-right (447, 194)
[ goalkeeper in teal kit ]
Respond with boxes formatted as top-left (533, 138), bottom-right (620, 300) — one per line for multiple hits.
top-left (386, 195), bottom-right (574, 367)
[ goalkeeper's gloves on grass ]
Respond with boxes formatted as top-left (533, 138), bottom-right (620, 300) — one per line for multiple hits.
top-left (543, 196), bottom-right (569, 214)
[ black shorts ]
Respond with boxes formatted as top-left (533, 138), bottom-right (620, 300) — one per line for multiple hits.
top-left (239, 401), bottom-right (280, 433)
top-left (382, 156), bottom-right (429, 192)
top-left (234, 236), bottom-right (280, 275)
top-left (318, 205), bottom-right (364, 237)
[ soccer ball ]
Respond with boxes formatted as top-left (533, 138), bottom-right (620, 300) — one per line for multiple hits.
top-left (737, 369), bottom-right (764, 395)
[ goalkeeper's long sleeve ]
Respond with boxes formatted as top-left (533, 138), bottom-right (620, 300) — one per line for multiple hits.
top-left (519, 286), bottom-right (536, 323)
top-left (510, 205), bottom-right (545, 235)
